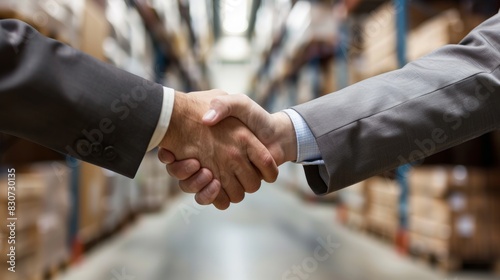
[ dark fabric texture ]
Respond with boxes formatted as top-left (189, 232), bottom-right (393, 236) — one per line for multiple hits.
top-left (0, 20), bottom-right (164, 178)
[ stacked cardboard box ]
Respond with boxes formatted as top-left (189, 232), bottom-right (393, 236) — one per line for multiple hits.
top-left (136, 152), bottom-right (172, 212)
top-left (77, 162), bottom-right (107, 245)
top-left (365, 177), bottom-right (400, 241)
top-left (79, 0), bottom-right (110, 61)
top-left (33, 162), bottom-right (71, 273)
top-left (338, 181), bottom-right (369, 230)
top-left (0, 0), bottom-right (85, 46)
top-left (357, 3), bottom-right (463, 80)
top-left (409, 166), bottom-right (500, 269)
top-left (102, 171), bottom-right (139, 234)
top-left (0, 169), bottom-right (45, 280)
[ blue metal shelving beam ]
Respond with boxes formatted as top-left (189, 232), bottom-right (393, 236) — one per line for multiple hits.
top-left (396, 0), bottom-right (408, 68)
top-left (68, 156), bottom-right (80, 254)
top-left (395, 0), bottom-right (410, 234)
top-left (335, 20), bottom-right (350, 90)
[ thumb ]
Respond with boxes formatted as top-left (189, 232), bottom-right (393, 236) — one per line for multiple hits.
top-left (202, 94), bottom-right (246, 126)
top-left (202, 95), bottom-right (270, 132)
top-left (158, 148), bottom-right (176, 164)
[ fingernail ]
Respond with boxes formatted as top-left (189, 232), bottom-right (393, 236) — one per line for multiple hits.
top-left (202, 109), bottom-right (217, 122)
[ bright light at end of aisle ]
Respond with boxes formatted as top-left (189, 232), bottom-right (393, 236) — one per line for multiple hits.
top-left (222, 0), bottom-right (249, 35)
top-left (216, 36), bottom-right (250, 61)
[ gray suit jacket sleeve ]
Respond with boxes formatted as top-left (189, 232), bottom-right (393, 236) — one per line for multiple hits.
top-left (293, 13), bottom-right (500, 195)
top-left (0, 20), bottom-right (164, 178)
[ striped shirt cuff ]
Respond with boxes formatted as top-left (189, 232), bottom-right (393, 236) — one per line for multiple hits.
top-left (283, 109), bottom-right (323, 164)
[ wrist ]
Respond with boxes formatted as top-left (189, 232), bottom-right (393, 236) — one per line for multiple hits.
top-left (160, 91), bottom-right (197, 148)
top-left (272, 112), bottom-right (297, 164)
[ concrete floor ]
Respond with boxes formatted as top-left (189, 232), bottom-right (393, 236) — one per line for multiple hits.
top-left (56, 164), bottom-right (499, 280)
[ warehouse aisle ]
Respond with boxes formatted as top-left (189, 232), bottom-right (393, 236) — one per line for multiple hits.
top-left (56, 164), bottom-right (474, 280)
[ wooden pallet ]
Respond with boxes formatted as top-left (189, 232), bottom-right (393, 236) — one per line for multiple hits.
top-left (366, 224), bottom-right (397, 244)
top-left (410, 249), bottom-right (500, 275)
top-left (79, 212), bottom-right (138, 255)
top-left (43, 257), bottom-right (69, 280)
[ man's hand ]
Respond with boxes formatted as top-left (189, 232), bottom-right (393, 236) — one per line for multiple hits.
top-left (202, 94), bottom-right (297, 165)
top-left (159, 91), bottom-right (279, 210)
top-left (159, 94), bottom-right (297, 207)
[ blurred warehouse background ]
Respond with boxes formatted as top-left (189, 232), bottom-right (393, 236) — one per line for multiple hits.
top-left (1, 0), bottom-right (500, 279)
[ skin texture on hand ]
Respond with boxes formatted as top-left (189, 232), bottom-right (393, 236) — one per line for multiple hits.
top-left (159, 90), bottom-right (279, 210)
top-left (203, 95), bottom-right (297, 165)
top-left (160, 94), bottom-right (298, 208)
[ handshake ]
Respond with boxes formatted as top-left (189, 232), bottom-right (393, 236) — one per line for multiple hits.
top-left (157, 89), bottom-right (298, 210)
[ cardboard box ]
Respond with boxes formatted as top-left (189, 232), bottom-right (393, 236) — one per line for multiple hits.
top-left (409, 166), bottom-right (500, 262)
top-left (77, 162), bottom-right (106, 244)
top-left (79, 0), bottom-right (110, 61)
top-left (339, 181), bottom-right (369, 213)
top-left (0, 225), bottom-right (39, 261)
top-left (409, 166), bottom-right (500, 198)
top-left (0, 253), bottom-right (41, 280)
top-left (367, 177), bottom-right (400, 209)
top-left (0, 169), bottom-right (45, 231)
top-left (358, 7), bottom-right (463, 79)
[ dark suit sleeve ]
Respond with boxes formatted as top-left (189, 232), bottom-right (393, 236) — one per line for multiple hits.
top-left (0, 19), bottom-right (164, 178)
top-left (293, 13), bottom-right (500, 194)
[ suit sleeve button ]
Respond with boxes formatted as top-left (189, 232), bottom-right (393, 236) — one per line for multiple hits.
top-left (90, 142), bottom-right (103, 157)
top-left (75, 139), bottom-right (91, 156)
top-left (103, 146), bottom-right (117, 161)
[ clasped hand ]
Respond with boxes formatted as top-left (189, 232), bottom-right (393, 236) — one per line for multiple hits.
top-left (158, 90), bottom-right (297, 210)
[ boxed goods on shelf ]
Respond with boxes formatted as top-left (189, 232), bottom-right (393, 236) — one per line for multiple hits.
top-left (0, 254), bottom-right (41, 280)
top-left (136, 152), bottom-right (172, 212)
top-left (407, 10), bottom-right (463, 61)
top-left (102, 171), bottom-right (141, 233)
top-left (365, 177), bottom-right (400, 241)
top-left (338, 181), bottom-right (368, 229)
top-left (80, 0), bottom-right (109, 61)
top-left (77, 162), bottom-right (107, 244)
top-left (0, 168), bottom-right (46, 280)
top-left (408, 166), bottom-right (500, 269)
top-left (33, 162), bottom-right (71, 272)
top-left (357, 2), bottom-right (464, 79)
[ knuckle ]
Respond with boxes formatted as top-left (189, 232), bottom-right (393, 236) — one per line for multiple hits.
top-left (195, 169), bottom-right (211, 185)
top-left (195, 195), bottom-right (209, 205)
top-left (246, 180), bottom-right (261, 194)
top-left (235, 130), bottom-right (250, 143)
top-left (232, 191), bottom-right (245, 203)
top-left (178, 180), bottom-right (191, 193)
top-left (180, 179), bottom-right (203, 194)
top-left (227, 147), bottom-right (242, 161)
top-left (260, 152), bottom-right (275, 168)
top-left (169, 165), bottom-right (188, 180)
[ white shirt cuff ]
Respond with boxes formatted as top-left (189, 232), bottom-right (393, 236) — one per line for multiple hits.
top-left (282, 109), bottom-right (323, 164)
top-left (147, 87), bottom-right (175, 151)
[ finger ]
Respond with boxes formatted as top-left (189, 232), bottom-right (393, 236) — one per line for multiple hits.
top-left (247, 137), bottom-right (279, 183)
top-left (166, 159), bottom-right (201, 181)
top-left (219, 169), bottom-right (246, 203)
top-left (212, 187), bottom-right (231, 210)
top-left (179, 168), bottom-right (213, 193)
top-left (234, 159), bottom-right (262, 194)
top-left (194, 180), bottom-right (222, 205)
top-left (158, 148), bottom-right (176, 164)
